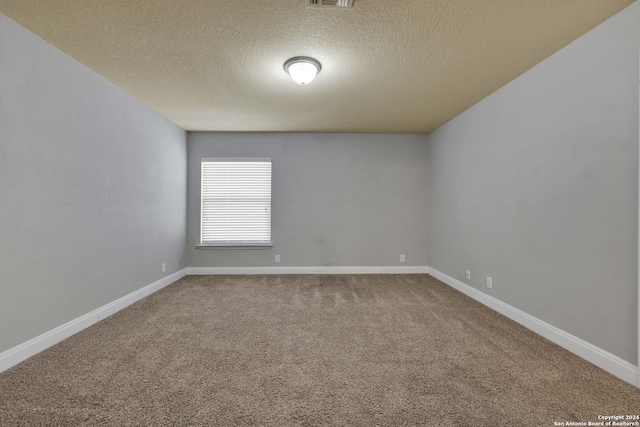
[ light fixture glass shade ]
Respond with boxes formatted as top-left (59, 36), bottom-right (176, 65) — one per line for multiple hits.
top-left (284, 57), bottom-right (321, 85)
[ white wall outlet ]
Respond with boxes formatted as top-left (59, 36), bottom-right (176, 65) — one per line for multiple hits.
top-left (400, 254), bottom-right (405, 263)
top-left (465, 269), bottom-right (471, 280)
top-left (486, 276), bottom-right (493, 289)
top-left (161, 263), bottom-right (166, 273)
top-left (275, 254), bottom-right (280, 263)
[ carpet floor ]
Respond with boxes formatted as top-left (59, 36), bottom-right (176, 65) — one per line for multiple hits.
top-left (0, 274), bottom-right (638, 426)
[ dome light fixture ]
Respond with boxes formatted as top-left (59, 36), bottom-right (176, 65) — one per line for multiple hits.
top-left (284, 56), bottom-right (321, 85)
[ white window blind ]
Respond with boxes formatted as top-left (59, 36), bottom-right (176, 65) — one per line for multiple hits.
top-left (200, 158), bottom-right (272, 246)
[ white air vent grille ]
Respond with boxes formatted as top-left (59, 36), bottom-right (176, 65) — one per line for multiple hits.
top-left (305, 0), bottom-right (353, 8)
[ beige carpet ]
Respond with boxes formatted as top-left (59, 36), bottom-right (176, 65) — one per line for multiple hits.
top-left (0, 274), bottom-right (638, 426)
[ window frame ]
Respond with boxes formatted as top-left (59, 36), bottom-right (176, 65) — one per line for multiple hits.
top-left (197, 157), bottom-right (272, 249)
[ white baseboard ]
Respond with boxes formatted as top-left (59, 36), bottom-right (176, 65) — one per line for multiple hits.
top-left (427, 267), bottom-right (639, 388)
top-left (186, 266), bottom-right (429, 275)
top-left (0, 269), bottom-right (187, 374)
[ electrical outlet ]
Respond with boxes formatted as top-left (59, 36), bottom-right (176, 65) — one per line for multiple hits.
top-left (275, 254), bottom-right (280, 263)
top-left (400, 254), bottom-right (405, 263)
top-left (465, 269), bottom-right (471, 280)
top-left (161, 263), bottom-right (166, 273)
top-left (486, 276), bottom-right (492, 289)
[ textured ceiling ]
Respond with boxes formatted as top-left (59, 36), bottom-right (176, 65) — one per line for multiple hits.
top-left (0, 0), bottom-right (634, 133)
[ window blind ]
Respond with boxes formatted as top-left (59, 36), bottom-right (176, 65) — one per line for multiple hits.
top-left (200, 159), bottom-right (272, 246)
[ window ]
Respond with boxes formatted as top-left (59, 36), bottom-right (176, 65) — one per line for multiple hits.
top-left (200, 158), bottom-right (272, 247)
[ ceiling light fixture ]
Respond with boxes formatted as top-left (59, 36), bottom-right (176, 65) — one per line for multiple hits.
top-left (284, 57), bottom-right (321, 85)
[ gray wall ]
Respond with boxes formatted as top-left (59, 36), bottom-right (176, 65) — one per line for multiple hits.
top-left (425, 3), bottom-right (639, 363)
top-left (187, 133), bottom-right (429, 267)
top-left (0, 15), bottom-right (187, 353)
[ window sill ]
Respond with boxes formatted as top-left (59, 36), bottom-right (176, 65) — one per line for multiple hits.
top-left (197, 243), bottom-right (273, 250)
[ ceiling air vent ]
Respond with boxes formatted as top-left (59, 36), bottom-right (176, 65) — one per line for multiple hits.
top-left (305, 0), bottom-right (353, 9)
